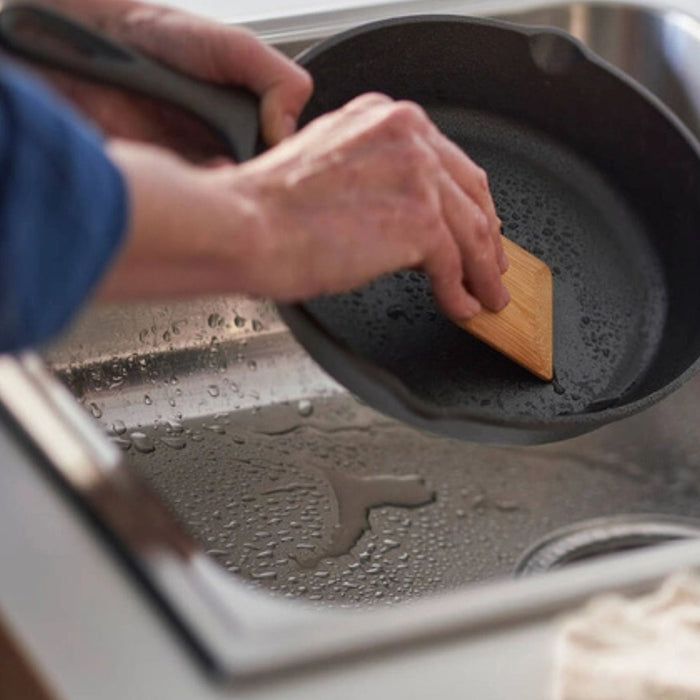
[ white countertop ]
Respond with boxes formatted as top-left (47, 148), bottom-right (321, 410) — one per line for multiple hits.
top-left (151, 0), bottom-right (700, 25)
top-left (148, 0), bottom-right (398, 23)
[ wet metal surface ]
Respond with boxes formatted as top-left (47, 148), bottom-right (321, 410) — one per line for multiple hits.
top-left (51, 317), bottom-right (700, 608)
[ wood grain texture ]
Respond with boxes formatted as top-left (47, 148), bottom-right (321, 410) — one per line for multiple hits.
top-left (457, 237), bottom-right (553, 381)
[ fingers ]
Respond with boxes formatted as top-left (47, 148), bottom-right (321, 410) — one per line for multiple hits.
top-left (438, 173), bottom-right (510, 314)
top-left (371, 100), bottom-right (508, 316)
top-left (327, 96), bottom-right (508, 317)
top-left (358, 99), bottom-right (508, 297)
top-left (423, 233), bottom-right (482, 320)
top-left (120, 10), bottom-right (313, 145)
top-left (425, 123), bottom-right (508, 274)
top-left (208, 27), bottom-right (313, 145)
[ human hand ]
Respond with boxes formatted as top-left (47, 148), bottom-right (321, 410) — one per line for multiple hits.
top-left (103, 93), bottom-right (508, 320)
top-left (23, 0), bottom-right (312, 158)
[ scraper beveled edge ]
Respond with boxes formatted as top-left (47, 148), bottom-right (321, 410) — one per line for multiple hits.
top-left (457, 237), bottom-right (553, 381)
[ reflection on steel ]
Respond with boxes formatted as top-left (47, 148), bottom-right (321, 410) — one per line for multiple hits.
top-left (498, 3), bottom-right (700, 139)
top-left (515, 515), bottom-right (700, 576)
top-left (15, 0), bottom-right (700, 681)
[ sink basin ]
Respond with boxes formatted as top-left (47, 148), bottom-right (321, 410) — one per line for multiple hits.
top-left (39, 0), bottom-right (700, 678)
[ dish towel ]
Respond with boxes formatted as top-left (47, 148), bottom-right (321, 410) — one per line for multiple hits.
top-left (553, 572), bottom-right (700, 699)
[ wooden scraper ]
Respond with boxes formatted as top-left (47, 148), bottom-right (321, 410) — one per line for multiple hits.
top-left (456, 237), bottom-right (553, 381)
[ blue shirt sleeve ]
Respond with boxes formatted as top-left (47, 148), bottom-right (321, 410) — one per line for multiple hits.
top-left (0, 62), bottom-right (127, 352)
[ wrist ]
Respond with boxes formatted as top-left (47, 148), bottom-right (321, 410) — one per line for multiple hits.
top-left (100, 140), bottom-right (262, 300)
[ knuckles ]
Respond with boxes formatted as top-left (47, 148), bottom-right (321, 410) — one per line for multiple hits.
top-left (472, 209), bottom-right (490, 241)
top-left (376, 100), bottom-right (431, 140)
top-left (438, 244), bottom-right (464, 283)
top-left (389, 100), bottom-right (430, 126)
top-left (459, 206), bottom-right (491, 254)
top-left (474, 166), bottom-right (489, 192)
top-left (291, 67), bottom-right (314, 103)
top-left (345, 92), bottom-right (393, 111)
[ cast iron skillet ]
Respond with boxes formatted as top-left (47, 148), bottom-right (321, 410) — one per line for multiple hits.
top-left (3, 4), bottom-right (700, 445)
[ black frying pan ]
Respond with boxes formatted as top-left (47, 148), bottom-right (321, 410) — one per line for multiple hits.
top-left (3, 4), bottom-right (700, 445)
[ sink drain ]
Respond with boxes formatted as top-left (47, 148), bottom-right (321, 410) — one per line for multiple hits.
top-left (514, 515), bottom-right (700, 576)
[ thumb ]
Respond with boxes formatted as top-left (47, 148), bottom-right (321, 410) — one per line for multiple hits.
top-left (258, 64), bottom-right (314, 144)
top-left (205, 26), bottom-right (314, 144)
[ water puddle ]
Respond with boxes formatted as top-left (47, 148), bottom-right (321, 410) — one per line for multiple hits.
top-left (297, 470), bottom-right (435, 567)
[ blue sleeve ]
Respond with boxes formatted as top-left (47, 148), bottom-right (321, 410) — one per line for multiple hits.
top-left (0, 63), bottom-right (128, 352)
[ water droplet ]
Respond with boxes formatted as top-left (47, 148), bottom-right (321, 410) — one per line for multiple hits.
top-left (472, 494), bottom-right (486, 508)
top-left (111, 420), bottom-right (127, 435)
top-left (143, 394), bottom-right (152, 405)
top-left (160, 436), bottom-right (187, 450)
top-left (297, 399), bottom-right (313, 417)
top-left (165, 420), bottom-right (184, 434)
top-left (110, 437), bottom-right (131, 451)
top-left (207, 313), bottom-right (223, 328)
top-left (89, 402), bottom-right (102, 419)
top-left (386, 304), bottom-right (406, 320)
top-left (130, 432), bottom-right (155, 453)
top-left (495, 500), bottom-right (519, 512)
top-left (247, 360), bottom-right (257, 371)
top-left (251, 571), bottom-right (276, 580)
top-left (252, 319), bottom-right (264, 332)
top-left (207, 385), bottom-right (220, 398)
top-left (234, 315), bottom-right (246, 328)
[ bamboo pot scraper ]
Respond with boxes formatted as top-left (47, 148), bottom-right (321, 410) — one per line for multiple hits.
top-left (457, 237), bottom-right (553, 381)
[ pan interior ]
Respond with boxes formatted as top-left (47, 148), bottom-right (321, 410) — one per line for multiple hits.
top-left (305, 108), bottom-right (668, 421)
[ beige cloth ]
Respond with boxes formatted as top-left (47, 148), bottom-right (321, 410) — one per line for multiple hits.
top-left (553, 573), bottom-right (700, 699)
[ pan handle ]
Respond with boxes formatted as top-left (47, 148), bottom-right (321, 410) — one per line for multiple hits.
top-left (0, 3), bottom-right (260, 162)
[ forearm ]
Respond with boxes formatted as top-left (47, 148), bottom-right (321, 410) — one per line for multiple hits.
top-left (97, 140), bottom-right (259, 300)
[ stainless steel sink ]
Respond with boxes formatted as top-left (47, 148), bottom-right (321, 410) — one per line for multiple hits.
top-left (31, 0), bottom-right (700, 679)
